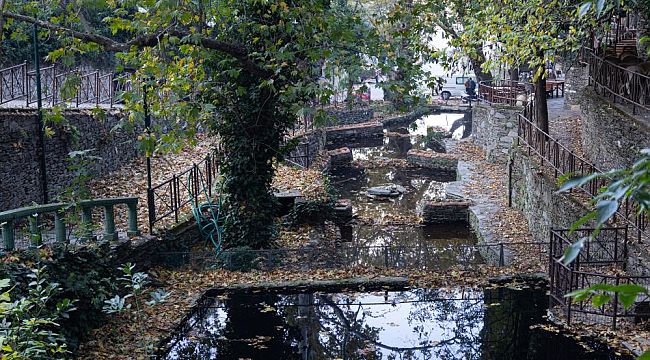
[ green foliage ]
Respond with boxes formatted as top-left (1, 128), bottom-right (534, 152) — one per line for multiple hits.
top-left (559, 148), bottom-right (650, 232)
top-left (102, 263), bottom-right (170, 355)
top-left (0, 266), bottom-right (76, 360)
top-left (560, 148), bottom-right (650, 359)
top-left (0, 245), bottom-right (120, 352)
top-left (566, 283), bottom-right (648, 309)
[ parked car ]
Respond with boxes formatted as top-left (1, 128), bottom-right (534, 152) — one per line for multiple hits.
top-left (439, 74), bottom-right (475, 100)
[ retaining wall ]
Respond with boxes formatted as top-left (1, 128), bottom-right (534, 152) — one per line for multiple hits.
top-left (0, 109), bottom-right (139, 211)
top-left (578, 88), bottom-right (650, 170)
top-left (472, 103), bottom-right (520, 163)
top-left (326, 108), bottom-right (374, 126)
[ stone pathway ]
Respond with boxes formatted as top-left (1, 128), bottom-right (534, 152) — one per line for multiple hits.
top-left (445, 140), bottom-right (544, 272)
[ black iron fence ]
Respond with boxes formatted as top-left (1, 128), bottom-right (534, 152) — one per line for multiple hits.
top-left (582, 47), bottom-right (650, 114)
top-left (517, 104), bottom-right (648, 241)
top-left (148, 149), bottom-right (222, 232)
top-left (549, 227), bottom-right (650, 329)
top-left (155, 241), bottom-right (549, 273)
top-left (0, 62), bottom-right (128, 108)
top-left (478, 79), bottom-right (530, 106)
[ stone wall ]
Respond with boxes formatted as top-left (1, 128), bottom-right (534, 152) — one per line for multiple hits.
top-left (563, 64), bottom-right (589, 109)
top-left (406, 149), bottom-right (458, 172)
top-left (326, 108), bottom-right (374, 126)
top-left (0, 109), bottom-right (138, 210)
top-left (579, 88), bottom-right (650, 170)
top-left (510, 148), bottom-right (590, 244)
top-left (325, 122), bottom-right (384, 149)
top-left (471, 103), bottom-right (519, 163)
top-left (419, 200), bottom-right (471, 224)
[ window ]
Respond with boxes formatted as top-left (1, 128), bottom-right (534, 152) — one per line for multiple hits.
top-left (455, 77), bottom-right (468, 85)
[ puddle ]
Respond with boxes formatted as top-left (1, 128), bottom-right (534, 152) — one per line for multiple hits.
top-left (161, 282), bottom-right (631, 360)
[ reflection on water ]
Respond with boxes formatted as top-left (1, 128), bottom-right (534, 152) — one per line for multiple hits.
top-left (349, 112), bottom-right (468, 162)
top-left (330, 166), bottom-right (453, 220)
top-left (163, 283), bottom-right (631, 360)
top-left (409, 112), bottom-right (466, 139)
top-left (339, 224), bottom-right (481, 269)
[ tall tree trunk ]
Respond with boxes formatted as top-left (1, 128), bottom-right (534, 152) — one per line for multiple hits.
top-left (534, 76), bottom-right (549, 133)
top-left (470, 46), bottom-right (492, 82)
top-left (509, 67), bottom-right (519, 82)
top-left (220, 78), bottom-right (283, 249)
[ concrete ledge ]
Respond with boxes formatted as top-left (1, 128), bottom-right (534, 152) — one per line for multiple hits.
top-left (327, 147), bottom-right (353, 166)
top-left (419, 199), bottom-right (471, 224)
top-left (406, 149), bottom-right (458, 171)
top-left (325, 121), bottom-right (383, 149)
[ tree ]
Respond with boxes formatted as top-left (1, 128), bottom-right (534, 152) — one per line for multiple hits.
top-left (456, 0), bottom-right (587, 131)
top-left (1, 1), bottom-right (429, 249)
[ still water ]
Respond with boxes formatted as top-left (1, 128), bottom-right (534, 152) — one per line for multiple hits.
top-left (162, 283), bottom-right (631, 360)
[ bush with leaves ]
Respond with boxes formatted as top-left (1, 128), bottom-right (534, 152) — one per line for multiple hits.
top-left (0, 266), bottom-right (76, 359)
top-left (102, 263), bottom-right (170, 354)
top-left (559, 148), bottom-right (650, 358)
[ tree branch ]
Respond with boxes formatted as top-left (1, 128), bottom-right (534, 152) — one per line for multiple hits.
top-left (1, 11), bottom-right (270, 77)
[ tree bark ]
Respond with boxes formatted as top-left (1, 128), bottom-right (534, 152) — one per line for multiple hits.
top-left (534, 76), bottom-right (549, 133)
top-left (470, 46), bottom-right (492, 82)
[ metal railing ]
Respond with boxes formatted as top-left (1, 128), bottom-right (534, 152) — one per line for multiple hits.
top-left (284, 141), bottom-right (312, 168)
top-left (478, 79), bottom-right (530, 106)
top-left (0, 62), bottom-right (127, 108)
top-left (549, 227), bottom-right (650, 329)
top-left (0, 197), bottom-right (139, 251)
top-left (583, 47), bottom-right (650, 114)
top-left (517, 103), bottom-right (648, 241)
top-left (0, 62), bottom-right (27, 104)
top-left (155, 240), bottom-right (549, 272)
top-left (148, 149), bottom-right (222, 232)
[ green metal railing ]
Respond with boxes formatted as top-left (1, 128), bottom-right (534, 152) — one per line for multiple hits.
top-left (0, 197), bottom-right (139, 251)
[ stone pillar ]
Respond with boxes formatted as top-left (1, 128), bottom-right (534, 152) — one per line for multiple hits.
top-left (564, 64), bottom-right (589, 109)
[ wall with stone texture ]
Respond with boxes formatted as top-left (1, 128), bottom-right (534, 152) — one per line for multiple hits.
top-left (471, 103), bottom-right (520, 163)
top-left (0, 109), bottom-right (139, 211)
top-left (563, 64), bottom-right (589, 109)
top-left (510, 147), bottom-right (591, 245)
top-left (326, 108), bottom-right (374, 126)
top-left (579, 88), bottom-right (650, 170)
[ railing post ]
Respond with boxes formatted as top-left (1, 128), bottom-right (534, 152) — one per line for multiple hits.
top-left (566, 263), bottom-right (574, 326)
top-left (81, 206), bottom-right (94, 242)
top-left (499, 244), bottom-right (505, 266)
top-left (95, 70), bottom-right (100, 107)
top-left (2, 221), bottom-right (15, 251)
top-left (173, 174), bottom-right (179, 223)
top-left (147, 188), bottom-right (155, 234)
top-left (28, 214), bottom-right (42, 247)
top-left (612, 275), bottom-right (620, 330)
top-left (127, 201), bottom-right (140, 237)
top-left (54, 210), bottom-right (67, 243)
top-left (102, 204), bottom-right (117, 241)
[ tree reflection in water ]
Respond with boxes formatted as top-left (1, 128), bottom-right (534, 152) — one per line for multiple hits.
top-left (164, 284), bottom-right (565, 360)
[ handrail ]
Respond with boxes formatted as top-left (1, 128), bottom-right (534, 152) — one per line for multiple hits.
top-left (549, 226), bottom-right (650, 329)
top-left (517, 107), bottom-right (648, 241)
top-left (148, 149), bottom-right (222, 232)
top-left (478, 79), bottom-right (530, 106)
top-left (582, 47), bottom-right (650, 114)
top-left (0, 62), bottom-right (125, 108)
top-left (0, 197), bottom-right (139, 251)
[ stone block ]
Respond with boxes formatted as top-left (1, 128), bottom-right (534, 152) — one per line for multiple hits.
top-left (327, 147), bottom-right (353, 166)
top-left (418, 199), bottom-right (472, 224)
top-left (406, 149), bottom-right (458, 172)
